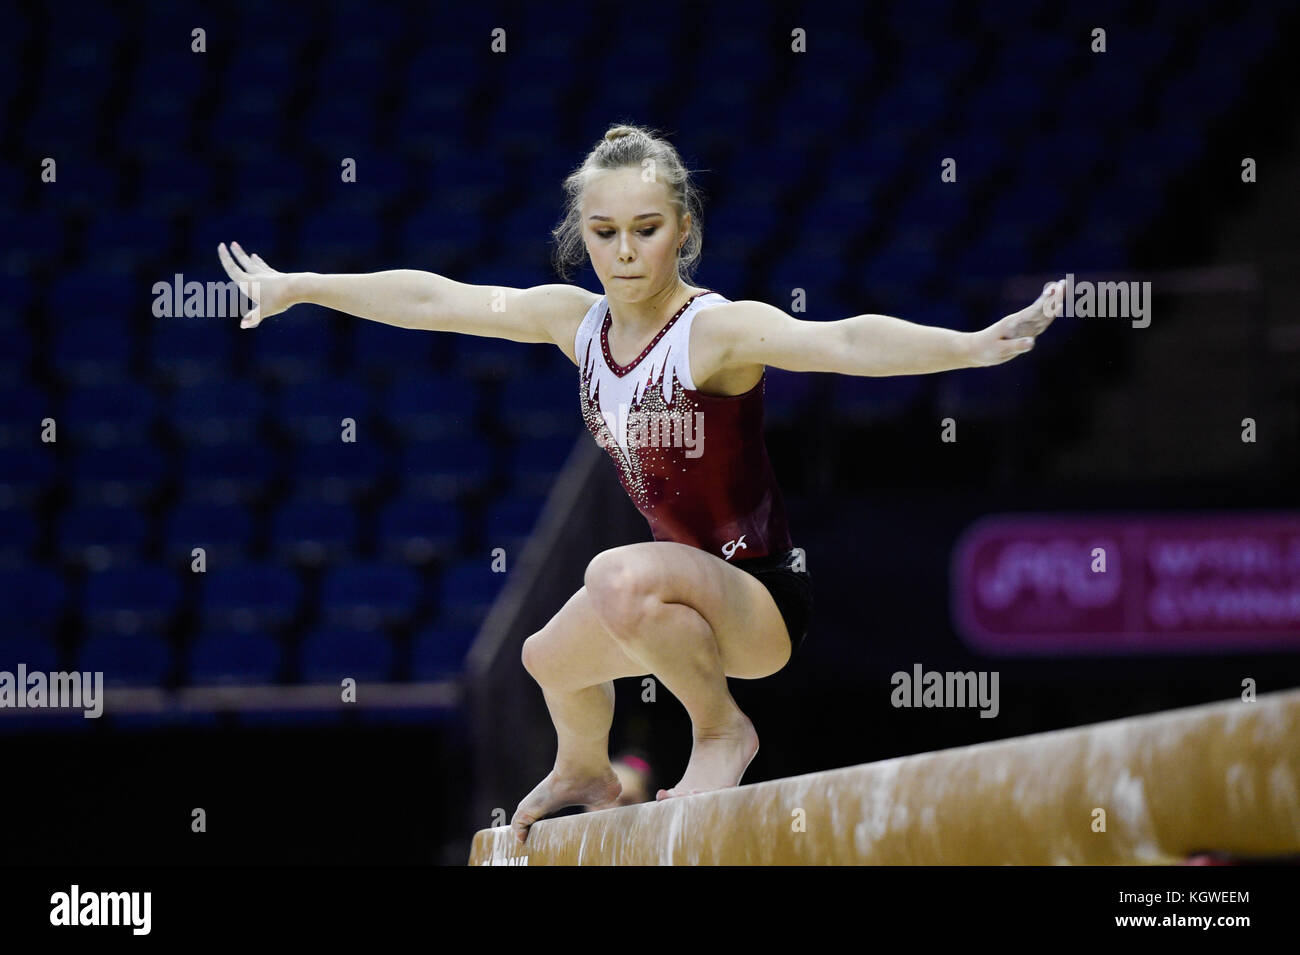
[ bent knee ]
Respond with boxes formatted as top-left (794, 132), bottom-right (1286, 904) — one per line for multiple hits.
top-left (520, 631), bottom-right (553, 681)
top-left (584, 550), bottom-right (661, 631)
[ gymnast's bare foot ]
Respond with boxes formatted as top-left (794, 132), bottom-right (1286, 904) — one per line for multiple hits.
top-left (511, 765), bottom-right (622, 843)
top-left (657, 713), bottom-right (759, 800)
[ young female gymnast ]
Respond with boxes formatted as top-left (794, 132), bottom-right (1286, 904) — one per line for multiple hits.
top-left (217, 124), bottom-right (1060, 843)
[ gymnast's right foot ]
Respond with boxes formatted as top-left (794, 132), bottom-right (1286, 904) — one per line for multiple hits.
top-left (510, 766), bottom-right (622, 844)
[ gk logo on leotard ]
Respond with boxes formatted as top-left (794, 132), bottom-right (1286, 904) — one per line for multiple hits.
top-left (721, 535), bottom-right (748, 560)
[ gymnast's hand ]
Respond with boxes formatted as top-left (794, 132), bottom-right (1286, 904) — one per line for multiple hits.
top-left (217, 241), bottom-right (296, 329)
top-left (966, 279), bottom-right (1065, 367)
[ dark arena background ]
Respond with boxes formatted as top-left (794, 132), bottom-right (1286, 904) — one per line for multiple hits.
top-left (1, 0), bottom-right (1299, 931)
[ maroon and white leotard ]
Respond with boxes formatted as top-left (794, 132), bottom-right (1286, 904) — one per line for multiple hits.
top-left (575, 289), bottom-right (793, 562)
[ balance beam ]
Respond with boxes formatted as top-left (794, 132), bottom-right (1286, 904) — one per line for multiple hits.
top-left (469, 689), bottom-right (1300, 865)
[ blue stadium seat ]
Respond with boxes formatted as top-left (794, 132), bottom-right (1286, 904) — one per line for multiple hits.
top-left (385, 377), bottom-right (474, 440)
top-left (278, 379), bottom-right (372, 443)
top-left (351, 322), bottom-right (438, 381)
top-left (62, 382), bottom-right (160, 446)
top-left (180, 441), bottom-right (278, 501)
top-left (200, 564), bottom-right (302, 631)
top-left (82, 564), bottom-right (183, 635)
top-left (24, 90), bottom-right (104, 152)
top-left (957, 225), bottom-right (1033, 281)
top-left (791, 178), bottom-right (879, 251)
top-left (0, 274), bottom-right (36, 316)
top-left (1048, 231), bottom-right (1127, 273)
top-left (884, 0), bottom-right (958, 35)
top-left (270, 499), bottom-right (359, 566)
top-left (0, 632), bottom-right (59, 672)
top-left (40, 159), bottom-right (119, 214)
top-left (210, 90), bottom-right (285, 151)
top-left (508, 434), bottom-right (576, 493)
top-left (71, 445), bottom-right (167, 504)
top-left (164, 501), bottom-right (256, 566)
top-left (56, 503), bottom-right (149, 569)
top-left (121, 87), bottom-right (202, 151)
top-left (0, 506), bottom-right (38, 568)
top-left (1018, 126), bottom-right (1101, 183)
top-left (0, 445), bottom-right (57, 503)
top-left (694, 250), bottom-right (747, 298)
top-left (151, 315), bottom-right (238, 385)
top-left (289, 442), bottom-right (381, 500)
top-left (298, 626), bottom-right (394, 683)
top-left (763, 368), bottom-right (814, 426)
top-left (318, 562), bottom-right (422, 628)
top-left (170, 380), bottom-right (266, 444)
top-left (399, 436), bottom-right (494, 498)
top-left (0, 566), bottom-right (67, 640)
top-left (249, 313), bottom-right (333, 383)
top-left (482, 492), bottom-right (547, 552)
top-left (933, 130), bottom-right (1011, 189)
top-left (451, 336), bottom-right (530, 381)
top-left (133, 158), bottom-right (216, 214)
top-left (377, 496), bottom-right (464, 563)
top-left (83, 209), bottom-right (173, 271)
top-left (301, 98), bottom-right (382, 156)
top-left (50, 272), bottom-right (134, 322)
top-left (966, 73), bottom-right (1049, 127)
top-left (312, 33), bottom-right (387, 95)
top-left (188, 629), bottom-right (282, 685)
top-left (293, 210), bottom-right (385, 270)
top-left (0, 384), bottom-right (50, 447)
top-left (77, 633), bottom-right (172, 686)
top-left (399, 201), bottom-right (485, 265)
top-left (192, 212), bottom-right (283, 266)
top-left (832, 375), bottom-right (925, 424)
top-left (392, 79), bottom-right (470, 150)
top-left (864, 244), bottom-right (938, 288)
top-left (410, 624), bottom-right (477, 680)
top-left (499, 374), bottom-right (576, 437)
top-left (988, 185), bottom-right (1069, 233)
top-left (893, 178), bottom-right (974, 233)
top-left (0, 214), bottom-right (64, 272)
top-left (1062, 61), bottom-right (1142, 124)
top-left (487, 86), bottom-right (565, 153)
top-left (52, 315), bottom-right (131, 385)
top-left (0, 327), bottom-right (30, 379)
top-left (437, 559), bottom-right (506, 627)
top-left (867, 82), bottom-right (947, 140)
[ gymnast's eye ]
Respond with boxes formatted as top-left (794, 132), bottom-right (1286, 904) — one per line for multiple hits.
top-left (594, 228), bottom-right (657, 238)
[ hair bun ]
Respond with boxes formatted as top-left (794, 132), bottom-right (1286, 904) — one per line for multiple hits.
top-left (604, 125), bottom-right (636, 142)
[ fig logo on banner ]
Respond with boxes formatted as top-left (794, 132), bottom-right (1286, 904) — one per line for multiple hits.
top-left (951, 513), bottom-right (1300, 655)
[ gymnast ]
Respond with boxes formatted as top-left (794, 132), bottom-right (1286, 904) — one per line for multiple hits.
top-left (217, 123), bottom-right (1060, 844)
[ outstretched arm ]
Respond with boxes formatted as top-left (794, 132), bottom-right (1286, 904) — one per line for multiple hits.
top-left (216, 241), bottom-right (597, 359)
top-left (695, 280), bottom-right (1064, 379)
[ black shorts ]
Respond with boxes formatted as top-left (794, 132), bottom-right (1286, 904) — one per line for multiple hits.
top-left (731, 546), bottom-right (813, 653)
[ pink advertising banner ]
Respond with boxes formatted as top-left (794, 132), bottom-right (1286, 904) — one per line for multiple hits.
top-left (951, 512), bottom-right (1300, 655)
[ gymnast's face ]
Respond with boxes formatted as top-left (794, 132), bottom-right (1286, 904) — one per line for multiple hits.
top-left (582, 166), bottom-right (690, 304)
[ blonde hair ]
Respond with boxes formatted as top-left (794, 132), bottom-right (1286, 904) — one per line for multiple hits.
top-left (551, 123), bottom-right (705, 283)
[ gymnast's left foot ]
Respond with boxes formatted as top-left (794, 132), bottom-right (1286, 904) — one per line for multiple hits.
top-left (656, 712), bottom-right (759, 800)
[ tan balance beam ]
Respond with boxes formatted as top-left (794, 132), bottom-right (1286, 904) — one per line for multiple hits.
top-left (470, 689), bottom-right (1300, 865)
